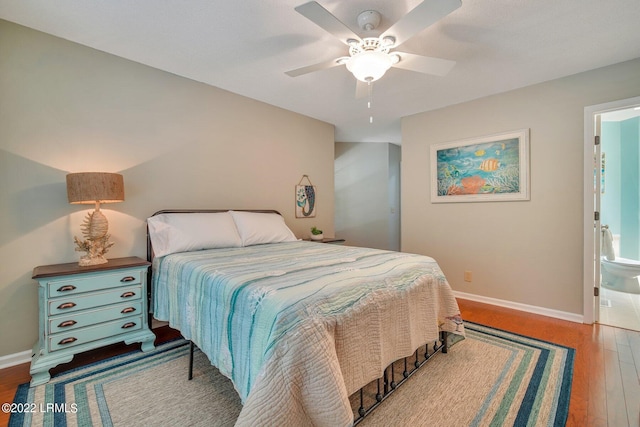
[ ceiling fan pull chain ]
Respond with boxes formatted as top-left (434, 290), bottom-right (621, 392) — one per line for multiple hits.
top-left (368, 81), bottom-right (374, 124)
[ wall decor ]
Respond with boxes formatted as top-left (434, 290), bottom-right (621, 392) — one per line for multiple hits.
top-left (431, 129), bottom-right (530, 203)
top-left (296, 175), bottom-right (316, 217)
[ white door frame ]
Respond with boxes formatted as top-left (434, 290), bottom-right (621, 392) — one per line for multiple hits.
top-left (583, 96), bottom-right (640, 324)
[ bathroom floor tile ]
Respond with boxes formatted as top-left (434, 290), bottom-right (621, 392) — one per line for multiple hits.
top-left (600, 287), bottom-right (640, 332)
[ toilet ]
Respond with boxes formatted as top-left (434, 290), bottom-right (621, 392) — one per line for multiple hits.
top-left (601, 257), bottom-right (640, 294)
top-left (600, 226), bottom-right (640, 294)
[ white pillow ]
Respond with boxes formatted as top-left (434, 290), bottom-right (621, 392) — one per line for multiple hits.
top-left (229, 211), bottom-right (297, 246)
top-left (147, 212), bottom-right (242, 257)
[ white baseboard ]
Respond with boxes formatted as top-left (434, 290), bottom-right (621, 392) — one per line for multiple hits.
top-left (454, 291), bottom-right (584, 324)
top-left (0, 349), bottom-right (31, 370)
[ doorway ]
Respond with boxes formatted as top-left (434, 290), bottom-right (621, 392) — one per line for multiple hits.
top-left (583, 96), bottom-right (640, 330)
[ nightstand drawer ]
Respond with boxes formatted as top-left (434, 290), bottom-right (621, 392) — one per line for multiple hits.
top-left (47, 269), bottom-right (143, 298)
top-left (49, 316), bottom-right (143, 352)
top-left (48, 300), bottom-right (143, 334)
top-left (48, 285), bottom-right (142, 316)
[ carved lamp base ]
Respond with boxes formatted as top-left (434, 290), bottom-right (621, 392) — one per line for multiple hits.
top-left (73, 209), bottom-right (115, 266)
top-left (78, 254), bottom-right (108, 266)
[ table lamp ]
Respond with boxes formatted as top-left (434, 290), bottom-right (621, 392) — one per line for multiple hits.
top-left (66, 172), bottom-right (124, 266)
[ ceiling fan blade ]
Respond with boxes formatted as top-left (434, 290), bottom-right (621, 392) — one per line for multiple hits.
top-left (295, 1), bottom-right (362, 45)
top-left (285, 57), bottom-right (345, 77)
top-left (391, 52), bottom-right (456, 76)
top-left (381, 0), bottom-right (461, 47)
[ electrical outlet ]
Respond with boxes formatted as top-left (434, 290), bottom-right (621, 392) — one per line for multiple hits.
top-left (464, 271), bottom-right (472, 282)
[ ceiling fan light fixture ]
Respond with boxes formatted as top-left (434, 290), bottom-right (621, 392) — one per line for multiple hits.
top-left (381, 36), bottom-right (396, 47)
top-left (346, 51), bottom-right (393, 82)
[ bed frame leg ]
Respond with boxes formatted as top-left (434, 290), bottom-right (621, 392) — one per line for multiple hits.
top-left (188, 341), bottom-right (195, 380)
top-left (441, 331), bottom-right (449, 354)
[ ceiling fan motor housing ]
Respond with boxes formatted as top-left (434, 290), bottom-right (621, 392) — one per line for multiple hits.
top-left (349, 37), bottom-right (389, 56)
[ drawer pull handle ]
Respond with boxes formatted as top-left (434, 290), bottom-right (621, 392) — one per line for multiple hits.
top-left (121, 307), bottom-right (136, 314)
top-left (58, 320), bottom-right (77, 328)
top-left (121, 322), bottom-right (137, 329)
top-left (57, 302), bottom-right (77, 310)
top-left (120, 291), bottom-right (136, 298)
top-left (58, 337), bottom-right (77, 345)
top-left (120, 276), bottom-right (136, 283)
top-left (57, 285), bottom-right (77, 292)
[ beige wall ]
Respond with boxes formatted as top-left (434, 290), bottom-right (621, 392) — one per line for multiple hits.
top-left (0, 20), bottom-right (335, 357)
top-left (402, 58), bottom-right (640, 316)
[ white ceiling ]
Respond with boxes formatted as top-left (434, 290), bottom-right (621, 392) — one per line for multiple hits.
top-left (1, 0), bottom-right (639, 143)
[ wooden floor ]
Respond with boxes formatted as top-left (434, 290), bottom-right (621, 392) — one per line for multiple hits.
top-left (1, 298), bottom-right (639, 426)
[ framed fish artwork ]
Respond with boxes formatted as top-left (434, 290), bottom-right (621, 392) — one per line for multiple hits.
top-left (430, 129), bottom-right (530, 203)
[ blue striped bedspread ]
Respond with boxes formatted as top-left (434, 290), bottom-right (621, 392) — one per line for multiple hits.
top-left (153, 240), bottom-right (464, 426)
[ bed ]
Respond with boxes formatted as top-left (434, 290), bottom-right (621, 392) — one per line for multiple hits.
top-left (147, 209), bottom-right (464, 426)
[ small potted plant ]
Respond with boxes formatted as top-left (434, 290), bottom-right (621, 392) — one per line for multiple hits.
top-left (310, 226), bottom-right (324, 241)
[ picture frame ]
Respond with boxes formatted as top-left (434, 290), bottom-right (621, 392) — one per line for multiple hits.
top-left (430, 129), bottom-right (530, 203)
top-left (295, 184), bottom-right (317, 217)
top-left (296, 175), bottom-right (317, 218)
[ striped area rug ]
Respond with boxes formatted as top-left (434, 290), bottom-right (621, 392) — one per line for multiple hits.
top-left (9, 322), bottom-right (573, 427)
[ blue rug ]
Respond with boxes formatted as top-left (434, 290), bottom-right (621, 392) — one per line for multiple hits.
top-left (9, 323), bottom-right (574, 426)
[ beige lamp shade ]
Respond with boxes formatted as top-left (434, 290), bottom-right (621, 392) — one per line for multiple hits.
top-left (66, 172), bottom-right (124, 204)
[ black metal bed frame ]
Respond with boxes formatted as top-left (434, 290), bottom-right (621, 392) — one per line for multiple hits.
top-left (147, 209), bottom-right (449, 425)
top-left (352, 333), bottom-right (448, 424)
top-left (186, 333), bottom-right (448, 425)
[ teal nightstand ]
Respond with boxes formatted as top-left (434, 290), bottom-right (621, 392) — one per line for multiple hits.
top-left (317, 238), bottom-right (346, 244)
top-left (304, 237), bottom-right (346, 244)
top-left (30, 256), bottom-right (156, 386)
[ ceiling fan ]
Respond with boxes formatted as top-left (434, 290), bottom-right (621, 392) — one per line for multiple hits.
top-left (286, 0), bottom-right (462, 87)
